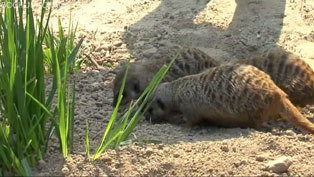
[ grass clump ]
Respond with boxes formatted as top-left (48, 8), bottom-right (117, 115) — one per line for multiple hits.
top-left (0, 0), bottom-right (82, 175)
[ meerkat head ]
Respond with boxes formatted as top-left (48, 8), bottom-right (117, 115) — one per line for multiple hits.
top-left (145, 83), bottom-right (177, 123)
top-left (112, 62), bottom-right (149, 106)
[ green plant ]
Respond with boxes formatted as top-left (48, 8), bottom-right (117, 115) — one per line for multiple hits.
top-left (93, 46), bottom-right (183, 160)
top-left (43, 16), bottom-right (82, 74)
top-left (45, 27), bottom-right (83, 158)
top-left (0, 0), bottom-right (82, 175)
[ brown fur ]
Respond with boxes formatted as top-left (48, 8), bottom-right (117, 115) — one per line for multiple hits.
top-left (236, 48), bottom-right (314, 107)
top-left (114, 46), bottom-right (314, 107)
top-left (146, 64), bottom-right (314, 134)
top-left (112, 45), bottom-right (219, 106)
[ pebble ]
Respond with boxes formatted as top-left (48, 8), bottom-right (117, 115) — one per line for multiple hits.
top-left (95, 47), bottom-right (105, 52)
top-left (113, 41), bottom-right (122, 47)
top-left (142, 47), bottom-right (157, 58)
top-left (37, 160), bottom-right (47, 170)
top-left (91, 93), bottom-right (99, 100)
top-left (266, 156), bottom-right (292, 173)
top-left (93, 113), bottom-right (103, 119)
top-left (173, 153), bottom-right (180, 158)
top-left (256, 154), bottom-right (269, 162)
top-left (285, 130), bottom-right (296, 137)
top-left (105, 50), bottom-right (110, 57)
top-left (146, 147), bottom-right (154, 156)
top-left (61, 166), bottom-right (70, 174)
top-left (220, 145), bottom-right (229, 152)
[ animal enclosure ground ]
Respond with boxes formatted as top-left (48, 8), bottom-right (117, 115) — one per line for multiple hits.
top-left (32, 0), bottom-right (314, 176)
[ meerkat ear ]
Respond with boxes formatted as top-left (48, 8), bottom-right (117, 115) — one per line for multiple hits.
top-left (110, 60), bottom-right (129, 75)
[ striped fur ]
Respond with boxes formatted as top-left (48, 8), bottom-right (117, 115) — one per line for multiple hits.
top-left (236, 48), bottom-right (314, 106)
top-left (146, 64), bottom-right (314, 134)
top-left (112, 45), bottom-right (219, 106)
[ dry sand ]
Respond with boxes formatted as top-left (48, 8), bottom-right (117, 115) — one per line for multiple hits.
top-left (32, 0), bottom-right (314, 176)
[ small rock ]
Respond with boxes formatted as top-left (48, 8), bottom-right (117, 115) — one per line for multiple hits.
top-left (234, 160), bottom-right (247, 168)
top-left (93, 113), bottom-right (103, 119)
top-left (134, 41), bottom-right (145, 48)
top-left (285, 130), bottom-right (296, 137)
top-left (173, 153), bottom-right (180, 158)
top-left (266, 156), bottom-right (292, 173)
top-left (91, 92), bottom-right (99, 100)
top-left (143, 47), bottom-right (157, 58)
top-left (103, 157), bottom-right (112, 163)
top-left (146, 147), bottom-right (154, 156)
top-left (61, 166), bottom-right (70, 174)
top-left (113, 41), bottom-right (122, 47)
top-left (256, 154), bottom-right (268, 162)
top-left (220, 145), bottom-right (229, 152)
top-left (37, 160), bottom-right (47, 170)
top-left (105, 50), bottom-right (110, 57)
top-left (102, 44), bottom-right (111, 50)
top-left (157, 144), bottom-right (164, 149)
top-left (95, 47), bottom-right (104, 52)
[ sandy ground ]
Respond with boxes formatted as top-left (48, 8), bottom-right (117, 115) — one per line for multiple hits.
top-left (31, 0), bottom-right (314, 176)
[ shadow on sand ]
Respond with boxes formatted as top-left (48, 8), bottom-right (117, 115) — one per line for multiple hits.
top-left (122, 0), bottom-right (286, 61)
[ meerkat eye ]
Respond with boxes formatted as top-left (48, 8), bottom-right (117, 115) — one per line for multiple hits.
top-left (133, 83), bottom-right (140, 93)
top-left (156, 99), bottom-right (165, 110)
top-left (148, 107), bottom-right (153, 114)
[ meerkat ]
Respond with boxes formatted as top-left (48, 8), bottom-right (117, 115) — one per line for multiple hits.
top-left (113, 45), bottom-right (314, 107)
top-left (112, 45), bottom-right (219, 106)
top-left (235, 48), bottom-right (314, 107)
top-left (145, 64), bottom-right (314, 134)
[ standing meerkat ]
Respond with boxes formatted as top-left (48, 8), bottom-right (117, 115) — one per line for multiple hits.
top-left (112, 45), bottom-right (219, 106)
top-left (145, 64), bottom-right (314, 134)
top-left (236, 48), bottom-right (314, 107)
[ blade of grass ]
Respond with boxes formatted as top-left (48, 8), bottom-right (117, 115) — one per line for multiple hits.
top-left (113, 101), bottom-right (133, 148)
top-left (85, 119), bottom-right (89, 158)
top-left (119, 45), bottom-right (184, 141)
top-left (69, 80), bottom-right (75, 153)
top-left (93, 45), bottom-right (184, 160)
top-left (93, 59), bottom-right (130, 159)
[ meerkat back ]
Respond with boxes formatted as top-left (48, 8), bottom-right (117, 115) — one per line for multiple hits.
top-left (237, 48), bottom-right (314, 106)
top-left (147, 64), bottom-right (314, 134)
top-left (112, 45), bottom-right (219, 106)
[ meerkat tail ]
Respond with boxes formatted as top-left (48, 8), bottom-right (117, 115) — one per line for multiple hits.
top-left (279, 97), bottom-right (314, 134)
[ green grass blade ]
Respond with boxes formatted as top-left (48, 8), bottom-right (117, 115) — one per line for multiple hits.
top-left (93, 59), bottom-right (130, 160)
top-left (21, 158), bottom-right (32, 176)
top-left (113, 101), bottom-right (133, 148)
top-left (93, 131), bottom-right (123, 160)
top-left (25, 92), bottom-right (52, 117)
top-left (69, 80), bottom-right (76, 153)
top-left (85, 119), bottom-right (89, 158)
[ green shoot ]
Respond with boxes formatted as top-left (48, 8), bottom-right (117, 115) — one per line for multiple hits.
top-left (93, 46), bottom-right (184, 160)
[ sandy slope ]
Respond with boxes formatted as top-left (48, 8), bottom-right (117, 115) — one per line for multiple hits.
top-left (32, 0), bottom-right (314, 176)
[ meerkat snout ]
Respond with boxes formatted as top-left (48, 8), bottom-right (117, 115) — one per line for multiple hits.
top-left (145, 83), bottom-right (178, 123)
top-left (112, 64), bottom-right (146, 106)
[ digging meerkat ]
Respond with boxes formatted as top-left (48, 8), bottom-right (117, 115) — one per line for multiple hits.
top-left (113, 46), bottom-right (314, 107)
top-left (145, 64), bottom-right (314, 134)
top-left (112, 45), bottom-right (219, 105)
